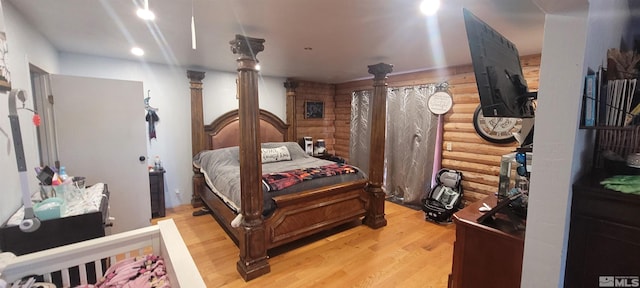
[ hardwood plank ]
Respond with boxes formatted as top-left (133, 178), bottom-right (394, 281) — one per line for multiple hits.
top-left (153, 202), bottom-right (456, 287)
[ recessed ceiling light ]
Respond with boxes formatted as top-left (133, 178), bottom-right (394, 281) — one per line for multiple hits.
top-left (420, 0), bottom-right (440, 16)
top-left (255, 64), bottom-right (261, 71)
top-left (131, 47), bottom-right (145, 56)
top-left (137, 9), bottom-right (155, 20)
top-left (136, 0), bottom-right (155, 20)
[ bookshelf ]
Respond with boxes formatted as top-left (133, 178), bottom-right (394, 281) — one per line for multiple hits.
top-left (580, 67), bottom-right (639, 129)
top-left (581, 65), bottom-right (640, 168)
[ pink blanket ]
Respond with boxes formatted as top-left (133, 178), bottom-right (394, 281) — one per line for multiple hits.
top-left (75, 254), bottom-right (170, 288)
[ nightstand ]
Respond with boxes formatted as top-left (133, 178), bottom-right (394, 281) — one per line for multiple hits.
top-left (149, 170), bottom-right (166, 218)
top-left (314, 154), bottom-right (345, 164)
top-left (0, 184), bottom-right (109, 255)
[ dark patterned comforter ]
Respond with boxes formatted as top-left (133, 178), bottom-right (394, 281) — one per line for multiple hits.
top-left (262, 163), bottom-right (358, 192)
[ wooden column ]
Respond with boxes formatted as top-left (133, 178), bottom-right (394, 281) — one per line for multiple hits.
top-left (187, 70), bottom-right (205, 208)
top-left (284, 79), bottom-right (298, 141)
top-left (363, 63), bottom-right (393, 229)
top-left (230, 34), bottom-right (270, 281)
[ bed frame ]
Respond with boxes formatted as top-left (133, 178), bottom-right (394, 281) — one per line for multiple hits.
top-left (188, 34), bottom-right (394, 281)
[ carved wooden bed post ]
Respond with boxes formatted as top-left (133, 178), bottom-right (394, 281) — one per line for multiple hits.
top-left (187, 70), bottom-right (206, 208)
top-left (230, 34), bottom-right (270, 280)
top-left (363, 63), bottom-right (393, 229)
top-left (284, 79), bottom-right (298, 141)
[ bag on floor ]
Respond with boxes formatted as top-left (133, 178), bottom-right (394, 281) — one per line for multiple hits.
top-left (422, 169), bottom-right (464, 224)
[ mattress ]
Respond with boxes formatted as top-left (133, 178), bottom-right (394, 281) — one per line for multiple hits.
top-left (193, 142), bottom-right (366, 216)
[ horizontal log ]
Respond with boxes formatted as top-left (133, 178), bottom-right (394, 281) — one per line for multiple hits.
top-left (333, 134), bottom-right (351, 143)
top-left (443, 122), bottom-right (475, 133)
top-left (443, 131), bottom-right (486, 144)
top-left (334, 147), bottom-right (350, 157)
top-left (521, 54), bottom-right (541, 66)
top-left (334, 119), bottom-right (350, 126)
top-left (334, 107), bottom-right (351, 115)
top-left (445, 73), bottom-right (476, 86)
top-left (451, 103), bottom-right (479, 114)
top-left (451, 93), bottom-right (480, 105)
top-left (457, 170), bottom-right (499, 187)
top-left (333, 145), bottom-right (347, 151)
top-left (442, 141), bottom-right (516, 155)
top-left (297, 121), bottom-right (337, 128)
top-left (334, 138), bottom-right (350, 147)
top-left (461, 181), bottom-right (497, 195)
top-left (449, 83), bottom-right (479, 94)
top-left (334, 131), bottom-right (351, 139)
top-left (462, 189), bottom-right (492, 204)
top-left (442, 159), bottom-right (501, 175)
top-left (442, 151), bottom-right (501, 166)
top-left (335, 96), bottom-right (351, 103)
top-left (444, 113), bottom-right (473, 123)
top-left (334, 146), bottom-right (349, 154)
top-left (334, 149), bottom-right (349, 156)
top-left (334, 143), bottom-right (349, 150)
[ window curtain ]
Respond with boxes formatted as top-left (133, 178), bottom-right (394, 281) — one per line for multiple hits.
top-left (384, 85), bottom-right (438, 206)
top-left (350, 86), bottom-right (438, 207)
top-left (349, 90), bottom-right (372, 174)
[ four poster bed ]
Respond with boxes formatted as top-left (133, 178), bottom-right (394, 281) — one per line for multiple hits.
top-left (187, 35), bottom-right (393, 281)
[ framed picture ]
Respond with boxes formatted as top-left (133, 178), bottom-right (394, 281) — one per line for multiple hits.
top-left (305, 101), bottom-right (324, 119)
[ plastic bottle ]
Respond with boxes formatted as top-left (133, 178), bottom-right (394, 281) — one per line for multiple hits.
top-left (154, 156), bottom-right (163, 171)
top-left (59, 166), bottom-right (69, 182)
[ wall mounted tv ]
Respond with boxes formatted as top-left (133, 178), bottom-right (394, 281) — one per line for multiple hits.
top-left (463, 8), bottom-right (537, 119)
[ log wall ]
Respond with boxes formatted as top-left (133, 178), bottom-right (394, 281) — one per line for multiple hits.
top-left (332, 54), bottom-right (541, 204)
top-left (293, 80), bottom-right (337, 154)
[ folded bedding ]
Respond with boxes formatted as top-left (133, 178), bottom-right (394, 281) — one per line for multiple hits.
top-left (262, 163), bottom-right (358, 192)
top-left (192, 142), bottom-right (366, 216)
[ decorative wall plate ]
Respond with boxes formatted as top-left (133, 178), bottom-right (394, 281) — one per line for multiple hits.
top-left (427, 91), bottom-right (453, 115)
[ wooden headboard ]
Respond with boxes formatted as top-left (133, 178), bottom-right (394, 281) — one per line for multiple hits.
top-left (204, 109), bottom-right (291, 150)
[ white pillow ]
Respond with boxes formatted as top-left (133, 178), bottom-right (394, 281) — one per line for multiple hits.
top-left (261, 146), bottom-right (291, 163)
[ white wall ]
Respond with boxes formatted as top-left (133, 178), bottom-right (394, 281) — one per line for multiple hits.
top-left (0, 1), bottom-right (59, 225)
top-left (1, 0), bottom-right (287, 225)
top-left (522, 1), bottom-right (630, 287)
top-left (202, 70), bottom-right (286, 124)
top-left (521, 11), bottom-right (588, 287)
top-left (583, 0), bottom-right (630, 71)
top-left (59, 53), bottom-right (286, 208)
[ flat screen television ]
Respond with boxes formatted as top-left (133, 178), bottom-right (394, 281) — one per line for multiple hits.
top-left (463, 8), bottom-right (537, 119)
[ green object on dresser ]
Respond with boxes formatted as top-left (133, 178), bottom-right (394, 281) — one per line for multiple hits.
top-left (600, 175), bottom-right (640, 194)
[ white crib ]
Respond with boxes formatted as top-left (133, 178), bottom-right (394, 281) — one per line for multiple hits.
top-left (1, 219), bottom-right (205, 288)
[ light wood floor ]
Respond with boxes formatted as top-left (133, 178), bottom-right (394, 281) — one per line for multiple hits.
top-left (153, 201), bottom-right (456, 287)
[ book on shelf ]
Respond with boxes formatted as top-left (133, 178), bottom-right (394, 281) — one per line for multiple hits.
top-left (596, 66), bottom-right (608, 126)
top-left (624, 79), bottom-right (639, 126)
top-left (586, 66), bottom-right (639, 128)
top-left (604, 78), bottom-right (638, 127)
top-left (583, 73), bottom-right (596, 126)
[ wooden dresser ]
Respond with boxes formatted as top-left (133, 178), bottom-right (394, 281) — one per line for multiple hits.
top-left (0, 184), bottom-right (109, 255)
top-left (149, 170), bottom-right (166, 218)
top-left (449, 194), bottom-right (525, 288)
top-left (565, 170), bottom-right (640, 287)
